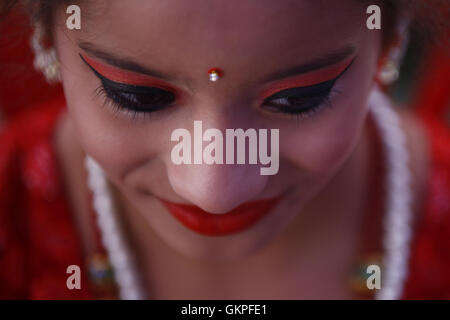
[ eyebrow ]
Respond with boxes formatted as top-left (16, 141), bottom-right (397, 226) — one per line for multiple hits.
top-left (79, 41), bottom-right (357, 84)
top-left (78, 41), bottom-right (176, 81)
top-left (262, 45), bottom-right (357, 83)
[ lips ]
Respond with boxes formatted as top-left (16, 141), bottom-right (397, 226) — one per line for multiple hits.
top-left (159, 196), bottom-right (282, 236)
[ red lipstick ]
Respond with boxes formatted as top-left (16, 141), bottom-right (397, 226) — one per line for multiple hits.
top-left (159, 197), bottom-right (282, 236)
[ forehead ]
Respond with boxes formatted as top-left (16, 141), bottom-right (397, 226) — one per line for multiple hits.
top-left (59, 0), bottom-right (366, 84)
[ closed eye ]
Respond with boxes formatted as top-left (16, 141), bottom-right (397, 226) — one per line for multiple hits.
top-left (80, 54), bottom-right (177, 117)
top-left (262, 78), bottom-right (336, 115)
top-left (260, 58), bottom-right (353, 118)
top-left (98, 75), bottom-right (176, 113)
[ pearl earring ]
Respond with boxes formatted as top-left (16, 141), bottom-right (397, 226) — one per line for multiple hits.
top-left (377, 18), bottom-right (410, 86)
top-left (30, 21), bottom-right (61, 83)
top-left (378, 59), bottom-right (400, 85)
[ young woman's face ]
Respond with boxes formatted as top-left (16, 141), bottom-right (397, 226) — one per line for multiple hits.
top-left (54, 0), bottom-right (382, 260)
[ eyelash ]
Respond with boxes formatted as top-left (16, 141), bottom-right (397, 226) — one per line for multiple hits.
top-left (93, 70), bottom-right (343, 121)
top-left (261, 79), bottom-right (341, 121)
top-left (286, 89), bottom-right (340, 121)
top-left (95, 85), bottom-right (148, 121)
top-left (94, 79), bottom-right (177, 121)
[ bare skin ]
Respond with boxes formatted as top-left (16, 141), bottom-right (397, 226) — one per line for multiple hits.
top-left (51, 0), bottom-right (430, 298)
top-left (54, 104), bottom-right (429, 299)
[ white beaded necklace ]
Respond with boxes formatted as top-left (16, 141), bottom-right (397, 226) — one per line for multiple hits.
top-left (369, 88), bottom-right (413, 299)
top-left (85, 86), bottom-right (413, 300)
top-left (85, 158), bottom-right (146, 299)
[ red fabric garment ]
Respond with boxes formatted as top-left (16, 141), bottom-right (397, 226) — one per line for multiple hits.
top-left (414, 42), bottom-right (450, 124)
top-left (402, 115), bottom-right (450, 299)
top-left (402, 33), bottom-right (450, 299)
top-left (0, 94), bottom-right (449, 299)
top-left (0, 94), bottom-right (93, 299)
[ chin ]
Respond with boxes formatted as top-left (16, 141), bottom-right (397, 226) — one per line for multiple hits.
top-left (138, 192), bottom-right (304, 262)
top-left (157, 228), bottom-right (278, 262)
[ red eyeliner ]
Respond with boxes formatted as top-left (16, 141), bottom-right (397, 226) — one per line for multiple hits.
top-left (258, 57), bottom-right (355, 103)
top-left (80, 53), bottom-right (183, 95)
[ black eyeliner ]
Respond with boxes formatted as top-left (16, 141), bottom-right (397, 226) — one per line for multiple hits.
top-left (261, 57), bottom-right (355, 118)
top-left (80, 53), bottom-right (162, 94)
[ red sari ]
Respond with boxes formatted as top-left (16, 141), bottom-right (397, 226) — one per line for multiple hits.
top-left (0, 93), bottom-right (449, 299)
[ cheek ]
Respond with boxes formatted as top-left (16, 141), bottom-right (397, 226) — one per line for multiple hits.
top-left (280, 88), bottom-right (371, 178)
top-left (280, 44), bottom-right (378, 175)
top-left (69, 105), bottom-right (144, 181)
top-left (55, 26), bottom-right (173, 182)
top-left (58, 57), bottom-right (155, 181)
top-left (280, 111), bottom-right (366, 175)
top-left (290, 45), bottom-right (378, 175)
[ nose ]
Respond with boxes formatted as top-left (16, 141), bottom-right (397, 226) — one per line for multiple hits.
top-left (167, 161), bottom-right (268, 214)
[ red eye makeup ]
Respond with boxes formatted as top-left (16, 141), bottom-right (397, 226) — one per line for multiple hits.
top-left (80, 50), bottom-right (354, 120)
top-left (257, 56), bottom-right (355, 104)
top-left (80, 53), bottom-right (183, 118)
top-left (80, 53), bottom-right (183, 96)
